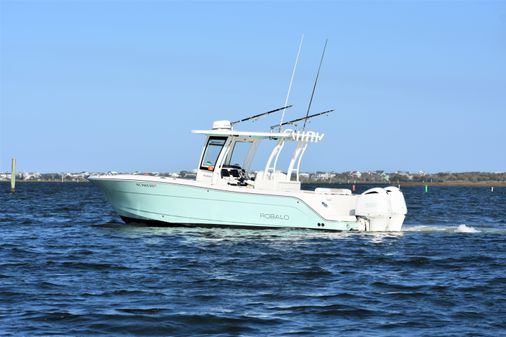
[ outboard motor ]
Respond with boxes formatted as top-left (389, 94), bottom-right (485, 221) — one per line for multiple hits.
top-left (355, 186), bottom-right (407, 231)
top-left (355, 188), bottom-right (391, 231)
top-left (384, 186), bottom-right (407, 231)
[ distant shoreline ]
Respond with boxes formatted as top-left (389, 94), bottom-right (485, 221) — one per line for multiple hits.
top-left (382, 181), bottom-right (506, 187)
top-left (2, 180), bottom-right (505, 187)
top-left (3, 171), bottom-right (504, 187)
top-left (314, 181), bottom-right (506, 187)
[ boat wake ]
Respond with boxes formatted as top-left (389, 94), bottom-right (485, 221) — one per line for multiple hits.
top-left (403, 224), bottom-right (485, 233)
top-left (455, 224), bottom-right (481, 233)
top-left (92, 222), bottom-right (506, 238)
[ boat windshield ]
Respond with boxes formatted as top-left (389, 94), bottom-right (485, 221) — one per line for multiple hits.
top-left (200, 137), bottom-right (227, 171)
top-left (228, 141), bottom-right (250, 167)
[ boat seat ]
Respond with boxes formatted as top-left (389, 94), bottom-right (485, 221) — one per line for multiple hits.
top-left (221, 169), bottom-right (231, 178)
top-left (229, 169), bottom-right (241, 178)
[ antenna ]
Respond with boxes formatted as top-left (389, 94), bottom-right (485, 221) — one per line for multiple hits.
top-left (278, 34), bottom-right (304, 132)
top-left (303, 39), bottom-right (328, 130)
top-left (271, 109), bottom-right (334, 129)
top-left (231, 105), bottom-right (292, 125)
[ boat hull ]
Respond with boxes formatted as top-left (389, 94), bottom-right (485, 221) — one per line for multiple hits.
top-left (89, 176), bottom-right (363, 231)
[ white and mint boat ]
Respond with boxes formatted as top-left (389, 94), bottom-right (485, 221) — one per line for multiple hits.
top-left (89, 118), bottom-right (407, 232)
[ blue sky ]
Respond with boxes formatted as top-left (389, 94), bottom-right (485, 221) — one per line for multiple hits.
top-left (1, 1), bottom-right (505, 173)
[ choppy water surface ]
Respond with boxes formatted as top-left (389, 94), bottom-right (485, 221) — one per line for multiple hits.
top-left (1, 183), bottom-right (505, 336)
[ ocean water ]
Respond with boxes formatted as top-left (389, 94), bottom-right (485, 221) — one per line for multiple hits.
top-left (0, 182), bottom-right (505, 336)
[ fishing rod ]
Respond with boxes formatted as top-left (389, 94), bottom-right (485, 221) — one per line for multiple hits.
top-left (231, 105), bottom-right (292, 125)
top-left (270, 109), bottom-right (334, 129)
top-left (303, 39), bottom-right (328, 130)
top-left (277, 34), bottom-right (304, 132)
